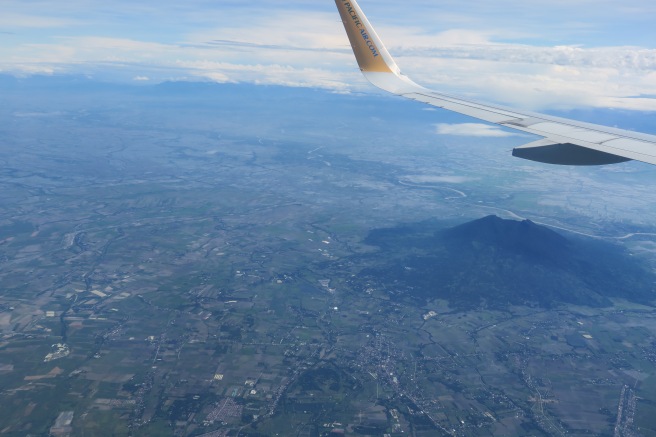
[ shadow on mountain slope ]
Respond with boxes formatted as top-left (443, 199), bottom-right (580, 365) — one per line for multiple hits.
top-left (360, 215), bottom-right (655, 310)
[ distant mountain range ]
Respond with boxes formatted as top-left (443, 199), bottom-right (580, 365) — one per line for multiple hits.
top-left (361, 215), bottom-right (655, 310)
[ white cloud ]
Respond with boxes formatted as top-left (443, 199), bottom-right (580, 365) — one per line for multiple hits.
top-left (4, 64), bottom-right (56, 76)
top-left (399, 43), bottom-right (656, 70)
top-left (176, 60), bottom-right (352, 90)
top-left (0, 13), bottom-right (79, 28)
top-left (435, 123), bottom-right (520, 137)
top-left (185, 12), bottom-right (343, 49)
top-left (395, 47), bottom-right (656, 111)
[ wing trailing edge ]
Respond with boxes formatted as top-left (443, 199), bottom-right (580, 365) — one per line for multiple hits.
top-left (334, 0), bottom-right (656, 166)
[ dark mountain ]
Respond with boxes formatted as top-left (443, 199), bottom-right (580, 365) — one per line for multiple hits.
top-left (445, 215), bottom-right (571, 264)
top-left (360, 215), bottom-right (655, 310)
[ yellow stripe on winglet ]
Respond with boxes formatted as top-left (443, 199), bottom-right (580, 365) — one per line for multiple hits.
top-left (335, 0), bottom-right (394, 73)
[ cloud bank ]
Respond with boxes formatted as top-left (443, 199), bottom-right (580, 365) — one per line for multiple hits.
top-left (1, 1), bottom-right (655, 111)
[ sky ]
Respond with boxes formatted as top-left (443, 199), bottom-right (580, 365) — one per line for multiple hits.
top-left (1, 0), bottom-right (656, 111)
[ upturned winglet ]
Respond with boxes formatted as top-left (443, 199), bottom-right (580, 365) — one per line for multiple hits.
top-left (334, 0), bottom-right (397, 74)
top-left (334, 0), bottom-right (424, 94)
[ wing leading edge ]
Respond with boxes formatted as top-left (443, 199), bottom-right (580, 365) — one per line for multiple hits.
top-left (334, 0), bottom-right (656, 166)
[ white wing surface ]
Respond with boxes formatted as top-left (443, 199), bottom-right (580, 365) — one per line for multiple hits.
top-left (334, 0), bottom-right (656, 166)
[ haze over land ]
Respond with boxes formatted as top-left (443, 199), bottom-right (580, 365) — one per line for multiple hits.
top-left (0, 76), bottom-right (655, 436)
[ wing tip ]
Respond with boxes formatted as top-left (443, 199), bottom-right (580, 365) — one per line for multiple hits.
top-left (334, 0), bottom-right (398, 74)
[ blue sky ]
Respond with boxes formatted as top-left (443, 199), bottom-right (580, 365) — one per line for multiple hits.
top-left (1, 0), bottom-right (656, 111)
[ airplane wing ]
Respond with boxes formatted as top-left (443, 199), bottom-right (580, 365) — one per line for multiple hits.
top-left (334, 0), bottom-right (656, 166)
